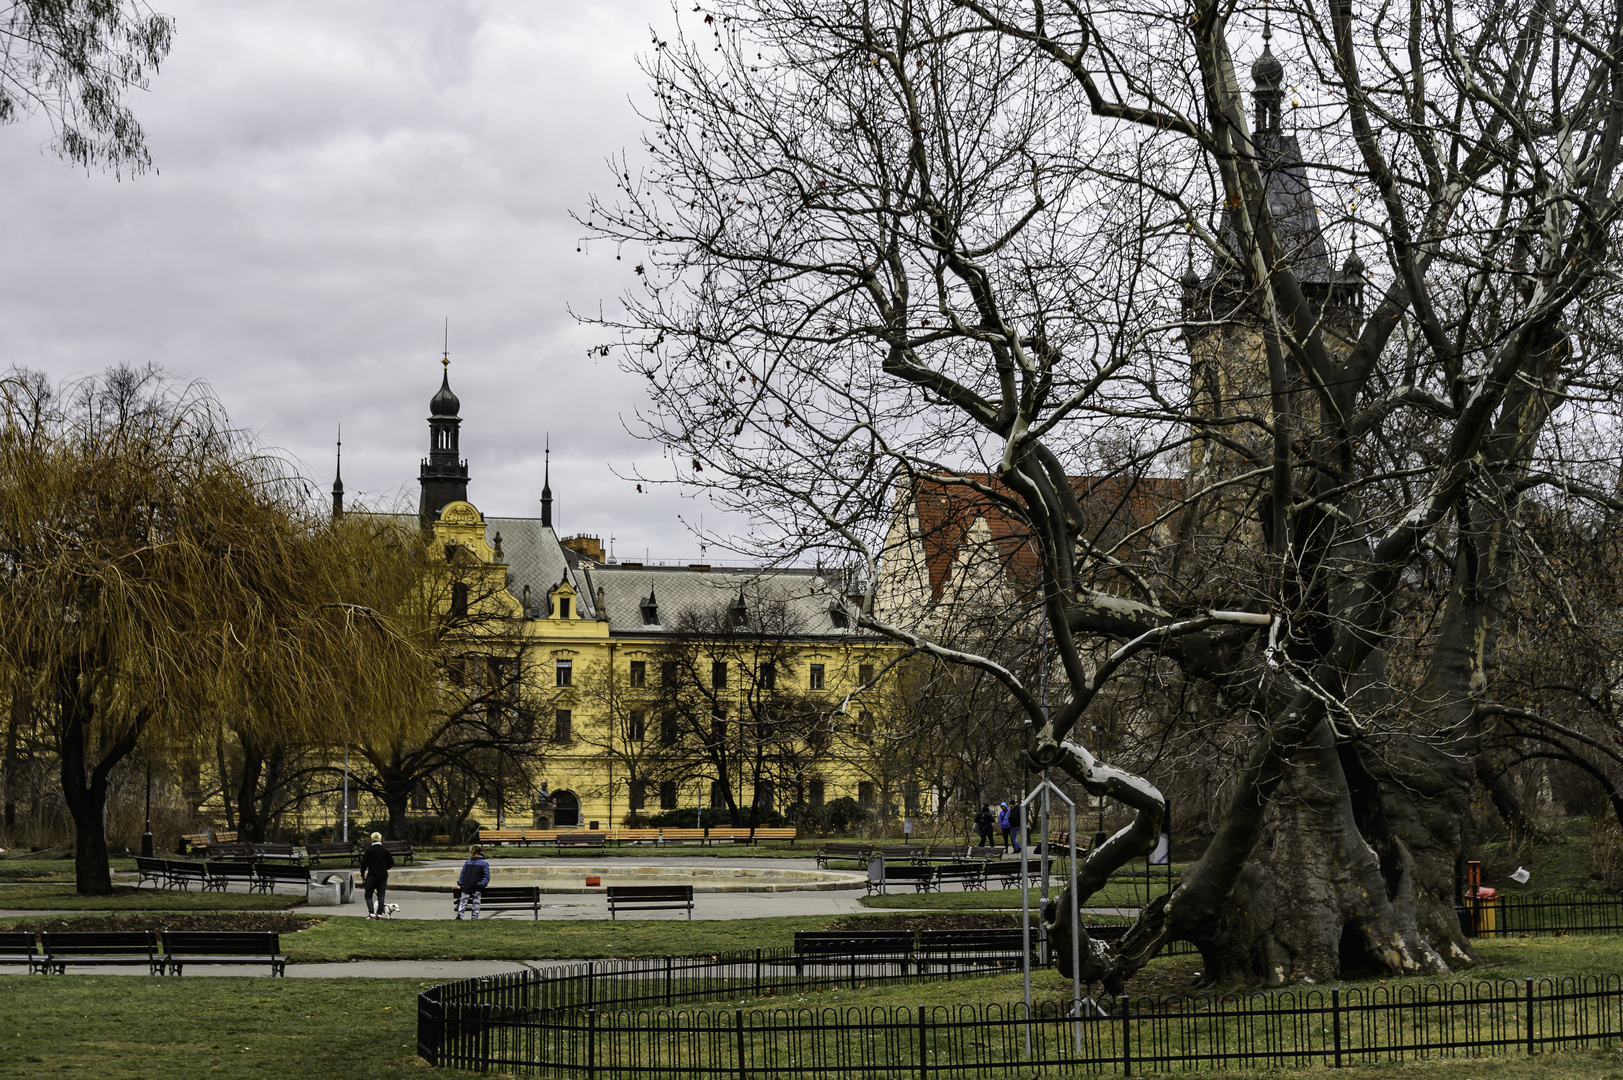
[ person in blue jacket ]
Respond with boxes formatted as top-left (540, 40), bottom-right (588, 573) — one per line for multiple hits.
top-left (455, 846), bottom-right (491, 920)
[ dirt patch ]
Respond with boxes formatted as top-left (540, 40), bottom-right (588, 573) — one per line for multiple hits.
top-left (824, 911), bottom-right (1023, 932)
top-left (0, 912), bottom-right (321, 934)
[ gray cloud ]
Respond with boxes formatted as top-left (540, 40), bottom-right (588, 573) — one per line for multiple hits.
top-left (0, 0), bottom-right (740, 563)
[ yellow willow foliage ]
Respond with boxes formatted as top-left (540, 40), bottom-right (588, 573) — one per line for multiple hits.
top-left (0, 366), bottom-right (437, 766)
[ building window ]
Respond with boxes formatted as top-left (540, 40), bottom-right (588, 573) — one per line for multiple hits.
top-left (630, 710), bottom-right (646, 742)
top-left (557, 596), bottom-right (572, 619)
top-left (629, 660), bottom-right (646, 687)
top-left (411, 785), bottom-right (428, 812)
top-left (662, 661), bottom-right (678, 686)
top-left (451, 582), bottom-right (469, 617)
top-left (659, 781), bottom-right (677, 810)
top-left (711, 707), bottom-right (728, 745)
top-left (755, 781), bottom-right (774, 813)
top-left (712, 661), bottom-right (727, 689)
top-left (556, 659), bottom-right (573, 687)
top-left (759, 662), bottom-right (775, 690)
top-left (857, 781), bottom-right (875, 809)
top-left (661, 713), bottom-right (679, 746)
top-left (710, 781), bottom-right (727, 807)
top-left (630, 781), bottom-right (647, 811)
top-left (809, 664), bottom-right (825, 690)
top-left (859, 710), bottom-right (874, 744)
top-left (809, 779), bottom-right (825, 808)
top-left (859, 663), bottom-right (874, 685)
top-left (554, 709), bottom-right (573, 744)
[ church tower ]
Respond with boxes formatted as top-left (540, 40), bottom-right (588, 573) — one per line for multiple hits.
top-left (1182, 35), bottom-right (1366, 480)
top-left (419, 355), bottom-right (469, 523)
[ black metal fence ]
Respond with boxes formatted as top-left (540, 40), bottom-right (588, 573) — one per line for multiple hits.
top-left (420, 970), bottom-right (1623, 1076)
top-left (1491, 890), bottom-right (1623, 936)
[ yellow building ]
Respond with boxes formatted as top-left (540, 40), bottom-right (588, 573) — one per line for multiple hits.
top-left (360, 362), bottom-right (908, 834)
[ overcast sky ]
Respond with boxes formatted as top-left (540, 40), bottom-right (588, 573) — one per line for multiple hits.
top-left (0, 0), bottom-right (745, 563)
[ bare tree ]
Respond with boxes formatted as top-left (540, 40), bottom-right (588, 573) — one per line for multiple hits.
top-left (587, 0), bottom-right (1623, 987)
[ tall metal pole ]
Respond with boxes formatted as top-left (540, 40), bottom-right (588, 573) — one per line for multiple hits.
top-left (342, 748), bottom-right (350, 843)
top-left (141, 759), bottom-right (154, 857)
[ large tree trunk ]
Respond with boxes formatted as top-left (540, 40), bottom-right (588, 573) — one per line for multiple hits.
top-left (57, 658), bottom-right (144, 895)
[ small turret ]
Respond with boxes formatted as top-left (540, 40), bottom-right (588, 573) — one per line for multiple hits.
top-left (332, 428), bottom-right (345, 521)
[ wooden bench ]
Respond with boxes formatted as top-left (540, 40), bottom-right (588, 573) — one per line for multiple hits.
top-left (0, 931), bottom-right (39, 972)
top-left (205, 861), bottom-right (258, 891)
top-left (916, 928), bottom-right (1034, 971)
top-left (306, 841), bottom-right (356, 866)
top-left (965, 846), bottom-right (1003, 861)
top-left (792, 930), bottom-right (914, 974)
top-left (932, 862), bottom-right (988, 891)
top-left (876, 845), bottom-right (927, 862)
top-left (920, 845), bottom-right (967, 863)
top-left (555, 832), bottom-right (607, 849)
top-left (605, 885), bottom-right (693, 919)
top-left (866, 862), bottom-right (938, 895)
top-left (252, 863), bottom-right (311, 894)
top-left (453, 885), bottom-right (542, 920)
top-left (815, 842), bottom-right (872, 868)
top-left (249, 842), bottom-right (300, 861)
top-left (704, 827), bottom-right (757, 844)
top-left (134, 855), bottom-right (168, 889)
top-left (162, 931), bottom-right (286, 976)
top-left (609, 828), bottom-right (661, 845)
top-left (381, 840), bottom-right (416, 864)
top-left (984, 860), bottom-right (1050, 889)
top-left (477, 828), bottom-right (561, 846)
top-left (39, 931), bottom-right (161, 975)
top-left (164, 859), bottom-right (215, 891)
top-left (203, 842), bottom-right (255, 861)
top-left (752, 826), bottom-right (797, 845)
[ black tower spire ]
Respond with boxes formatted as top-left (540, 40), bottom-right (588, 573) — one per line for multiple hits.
top-left (540, 435), bottom-right (554, 528)
top-left (419, 333), bottom-right (469, 523)
top-left (332, 426), bottom-right (345, 521)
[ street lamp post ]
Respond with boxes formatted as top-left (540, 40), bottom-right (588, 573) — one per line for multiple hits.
top-left (141, 760), bottom-right (154, 857)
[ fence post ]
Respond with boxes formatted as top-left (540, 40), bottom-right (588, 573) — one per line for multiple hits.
top-left (666, 955), bottom-right (673, 1006)
top-left (1331, 988), bottom-right (1341, 1069)
top-left (587, 961), bottom-right (595, 1009)
top-left (1122, 996), bottom-right (1132, 1077)
top-left (588, 1009), bottom-right (597, 1080)
top-left (918, 1004), bottom-right (928, 1080)
top-left (755, 947), bottom-right (762, 999)
top-left (1526, 978), bottom-right (1536, 1056)
top-left (735, 1008), bottom-right (747, 1080)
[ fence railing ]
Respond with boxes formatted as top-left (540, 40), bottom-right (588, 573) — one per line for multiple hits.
top-left (1491, 890), bottom-right (1623, 936)
top-left (420, 970), bottom-right (1623, 1077)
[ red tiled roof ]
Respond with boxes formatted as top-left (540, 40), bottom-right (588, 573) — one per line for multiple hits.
top-left (907, 473), bottom-right (1184, 602)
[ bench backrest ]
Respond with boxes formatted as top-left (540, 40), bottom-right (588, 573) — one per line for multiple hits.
top-left (917, 929), bottom-right (1024, 947)
top-left (381, 840), bottom-right (414, 854)
top-left (558, 832), bottom-right (606, 844)
top-left (167, 860), bottom-right (209, 877)
top-left (251, 843), bottom-right (296, 856)
top-left (42, 931), bottom-right (157, 956)
top-left (793, 930), bottom-right (913, 954)
top-left (753, 827), bottom-right (796, 838)
top-left (206, 861), bottom-right (257, 878)
top-left (135, 856), bottom-right (167, 871)
top-left (479, 886), bottom-right (541, 901)
top-left (306, 842), bottom-right (354, 854)
top-left (822, 843), bottom-right (870, 854)
top-left (0, 932), bottom-right (37, 954)
top-left (606, 885), bottom-right (693, 900)
top-left (258, 863), bottom-right (310, 880)
top-left (658, 828), bottom-right (704, 840)
top-left (162, 931), bottom-right (279, 956)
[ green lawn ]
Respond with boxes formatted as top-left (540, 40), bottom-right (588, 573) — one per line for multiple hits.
top-left (0, 975), bottom-right (425, 1080)
top-left (0, 884), bottom-right (306, 911)
top-left (0, 858), bottom-right (137, 883)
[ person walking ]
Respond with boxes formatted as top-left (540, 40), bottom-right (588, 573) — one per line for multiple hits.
top-left (455, 846), bottom-right (491, 920)
top-left (359, 832), bottom-right (395, 919)
top-left (997, 801), bottom-right (1012, 852)
top-left (1007, 801), bottom-right (1022, 854)
top-left (974, 804), bottom-right (995, 848)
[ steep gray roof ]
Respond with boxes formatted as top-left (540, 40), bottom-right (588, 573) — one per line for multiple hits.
top-left (485, 516), bottom-right (596, 618)
top-left (1202, 132), bottom-right (1337, 288)
top-left (583, 565), bottom-right (859, 639)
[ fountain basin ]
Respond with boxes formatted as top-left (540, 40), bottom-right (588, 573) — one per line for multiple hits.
top-left (387, 864), bottom-right (866, 894)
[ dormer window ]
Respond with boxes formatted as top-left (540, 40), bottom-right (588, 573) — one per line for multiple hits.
top-left (641, 590), bottom-right (659, 625)
top-left (730, 590), bottom-right (748, 627)
top-left (829, 604), bottom-right (849, 629)
top-left (557, 596), bottom-right (571, 619)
